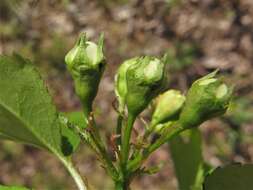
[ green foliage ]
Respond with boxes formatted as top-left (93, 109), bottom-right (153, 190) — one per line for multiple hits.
top-left (63, 111), bottom-right (87, 129)
top-left (0, 54), bottom-right (87, 190)
top-left (59, 114), bottom-right (81, 156)
top-left (0, 54), bottom-right (77, 157)
top-left (203, 164), bottom-right (253, 190)
top-left (0, 54), bottom-right (57, 150)
top-left (0, 185), bottom-right (30, 190)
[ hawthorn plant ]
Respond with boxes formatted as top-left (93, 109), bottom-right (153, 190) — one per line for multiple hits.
top-left (0, 33), bottom-right (237, 190)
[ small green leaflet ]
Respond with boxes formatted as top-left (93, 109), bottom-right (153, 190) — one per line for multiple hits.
top-left (203, 164), bottom-right (253, 190)
top-left (0, 185), bottom-right (30, 190)
top-left (59, 113), bottom-right (82, 155)
top-left (0, 54), bottom-right (79, 157)
top-left (63, 111), bottom-right (87, 129)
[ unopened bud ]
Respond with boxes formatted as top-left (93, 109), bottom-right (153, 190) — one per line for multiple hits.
top-left (65, 33), bottom-right (105, 114)
top-left (125, 55), bottom-right (167, 117)
top-left (114, 57), bottom-right (138, 112)
top-left (179, 71), bottom-right (232, 128)
top-left (151, 90), bottom-right (185, 127)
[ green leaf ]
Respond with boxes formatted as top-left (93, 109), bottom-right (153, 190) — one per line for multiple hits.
top-left (0, 54), bottom-right (79, 156)
top-left (58, 111), bottom-right (88, 155)
top-left (0, 132), bottom-right (14, 141)
top-left (59, 114), bottom-right (81, 155)
top-left (63, 111), bottom-right (86, 129)
top-left (203, 164), bottom-right (253, 190)
top-left (170, 129), bottom-right (204, 190)
top-left (0, 54), bottom-right (87, 190)
top-left (0, 185), bottom-right (30, 190)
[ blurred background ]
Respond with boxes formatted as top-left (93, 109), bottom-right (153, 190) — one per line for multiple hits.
top-left (0, 0), bottom-right (253, 189)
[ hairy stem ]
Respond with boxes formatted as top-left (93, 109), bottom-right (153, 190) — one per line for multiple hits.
top-left (116, 114), bottom-right (123, 146)
top-left (128, 124), bottom-right (184, 172)
top-left (146, 125), bottom-right (184, 154)
top-left (121, 114), bottom-right (136, 170)
top-left (82, 104), bottom-right (91, 128)
top-left (60, 157), bottom-right (88, 190)
top-left (90, 128), bottom-right (119, 179)
top-left (142, 122), bottom-right (156, 142)
top-left (114, 180), bottom-right (130, 190)
top-left (83, 110), bottom-right (119, 180)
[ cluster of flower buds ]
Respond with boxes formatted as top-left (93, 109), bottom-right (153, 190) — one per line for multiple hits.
top-left (65, 33), bottom-right (105, 114)
top-left (63, 33), bottom-right (234, 190)
top-left (148, 71), bottom-right (232, 132)
top-left (65, 33), bottom-right (232, 131)
top-left (115, 55), bottom-right (167, 118)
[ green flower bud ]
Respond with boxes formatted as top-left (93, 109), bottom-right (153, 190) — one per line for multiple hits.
top-left (114, 57), bottom-right (138, 112)
top-left (179, 71), bottom-right (233, 129)
top-left (151, 90), bottom-right (185, 127)
top-left (125, 56), bottom-right (167, 117)
top-left (65, 33), bottom-right (105, 114)
top-left (153, 122), bottom-right (174, 134)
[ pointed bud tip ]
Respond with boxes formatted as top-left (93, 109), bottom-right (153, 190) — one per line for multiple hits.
top-left (77, 33), bottom-right (87, 47)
